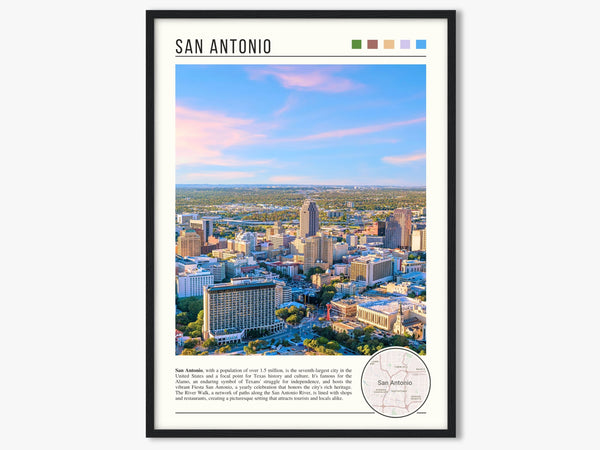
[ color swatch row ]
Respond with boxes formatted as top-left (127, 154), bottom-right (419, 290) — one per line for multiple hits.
top-left (352, 39), bottom-right (426, 50)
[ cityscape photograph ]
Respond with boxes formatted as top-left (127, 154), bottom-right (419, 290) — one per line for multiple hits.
top-left (174, 65), bottom-right (427, 356)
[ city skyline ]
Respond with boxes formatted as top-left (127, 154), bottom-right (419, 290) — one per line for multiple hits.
top-left (176, 65), bottom-right (426, 187)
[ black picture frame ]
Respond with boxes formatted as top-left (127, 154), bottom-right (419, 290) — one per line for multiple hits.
top-left (147, 9), bottom-right (456, 438)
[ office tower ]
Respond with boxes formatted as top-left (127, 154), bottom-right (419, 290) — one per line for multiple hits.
top-left (203, 279), bottom-right (283, 341)
top-left (365, 221), bottom-right (386, 236)
top-left (333, 242), bottom-right (349, 262)
top-left (233, 231), bottom-right (256, 255)
top-left (384, 208), bottom-right (413, 249)
top-left (266, 221), bottom-right (285, 239)
top-left (290, 238), bottom-right (305, 255)
top-left (299, 199), bottom-right (319, 238)
top-left (176, 229), bottom-right (203, 257)
top-left (349, 255), bottom-right (394, 285)
top-left (190, 218), bottom-right (213, 243)
top-left (201, 218), bottom-right (213, 242)
top-left (275, 280), bottom-right (292, 305)
top-left (411, 228), bottom-right (427, 251)
top-left (271, 234), bottom-right (294, 249)
top-left (346, 234), bottom-right (358, 247)
top-left (304, 234), bottom-right (333, 272)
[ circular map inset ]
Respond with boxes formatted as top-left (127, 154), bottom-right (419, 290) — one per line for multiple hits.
top-left (361, 347), bottom-right (431, 418)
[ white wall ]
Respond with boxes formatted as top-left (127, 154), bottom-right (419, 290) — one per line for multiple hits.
top-left (2, 1), bottom-right (599, 449)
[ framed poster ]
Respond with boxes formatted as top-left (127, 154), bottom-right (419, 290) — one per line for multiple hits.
top-left (147, 10), bottom-right (455, 437)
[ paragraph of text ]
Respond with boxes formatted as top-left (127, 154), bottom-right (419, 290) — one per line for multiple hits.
top-left (174, 367), bottom-right (353, 402)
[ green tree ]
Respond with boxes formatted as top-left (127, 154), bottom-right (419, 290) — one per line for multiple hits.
top-left (215, 345), bottom-right (232, 354)
top-left (181, 348), bottom-right (197, 355)
top-left (286, 314), bottom-right (299, 324)
top-left (203, 338), bottom-right (217, 350)
top-left (326, 341), bottom-right (341, 351)
top-left (183, 339), bottom-right (197, 349)
top-left (305, 267), bottom-right (325, 279)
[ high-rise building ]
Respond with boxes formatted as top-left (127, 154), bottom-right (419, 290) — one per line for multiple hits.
top-left (299, 199), bottom-right (319, 238)
top-left (274, 281), bottom-right (292, 305)
top-left (176, 269), bottom-right (214, 298)
top-left (206, 262), bottom-right (226, 282)
top-left (266, 221), bottom-right (285, 239)
top-left (384, 208), bottom-right (413, 249)
top-left (176, 229), bottom-right (203, 257)
top-left (365, 221), bottom-right (386, 236)
top-left (333, 242), bottom-right (349, 262)
top-left (349, 255), bottom-right (394, 286)
top-left (233, 231), bottom-right (256, 255)
top-left (304, 234), bottom-right (333, 272)
top-left (411, 228), bottom-right (427, 251)
top-left (201, 218), bottom-right (213, 242)
top-left (203, 279), bottom-right (284, 342)
top-left (190, 218), bottom-right (214, 243)
top-left (346, 234), bottom-right (358, 247)
top-left (290, 238), bottom-right (305, 255)
top-left (271, 234), bottom-right (294, 249)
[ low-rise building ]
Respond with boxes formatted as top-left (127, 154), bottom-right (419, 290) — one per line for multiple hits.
top-left (393, 304), bottom-right (427, 339)
top-left (385, 281), bottom-right (412, 295)
top-left (332, 263), bottom-right (349, 276)
top-left (410, 285), bottom-right (426, 296)
top-left (331, 321), bottom-right (363, 336)
top-left (337, 280), bottom-right (367, 296)
top-left (356, 299), bottom-right (400, 332)
top-left (176, 213), bottom-right (199, 226)
top-left (330, 298), bottom-right (359, 318)
top-left (225, 256), bottom-right (258, 278)
top-left (359, 235), bottom-right (385, 246)
top-left (311, 272), bottom-right (332, 288)
top-left (401, 260), bottom-right (426, 273)
top-left (264, 261), bottom-right (300, 278)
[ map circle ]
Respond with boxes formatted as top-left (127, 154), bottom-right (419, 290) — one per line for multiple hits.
top-left (361, 347), bottom-right (431, 418)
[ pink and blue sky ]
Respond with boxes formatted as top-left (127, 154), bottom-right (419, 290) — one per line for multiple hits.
top-left (176, 65), bottom-right (425, 186)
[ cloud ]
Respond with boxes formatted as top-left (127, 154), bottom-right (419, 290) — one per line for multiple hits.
top-left (178, 171), bottom-right (257, 183)
top-left (381, 152), bottom-right (426, 165)
top-left (274, 95), bottom-right (298, 116)
top-left (289, 117), bottom-right (425, 142)
top-left (176, 106), bottom-right (270, 166)
top-left (247, 66), bottom-right (362, 93)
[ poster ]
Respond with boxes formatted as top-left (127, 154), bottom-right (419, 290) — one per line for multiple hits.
top-left (147, 10), bottom-right (455, 437)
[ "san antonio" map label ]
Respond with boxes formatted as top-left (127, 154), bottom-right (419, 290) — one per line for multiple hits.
top-left (361, 347), bottom-right (431, 418)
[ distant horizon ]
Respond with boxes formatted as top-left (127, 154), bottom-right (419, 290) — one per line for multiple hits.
top-left (176, 65), bottom-right (426, 186)
top-left (176, 184), bottom-right (426, 189)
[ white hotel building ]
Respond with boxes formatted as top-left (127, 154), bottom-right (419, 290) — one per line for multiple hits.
top-left (176, 269), bottom-right (214, 298)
